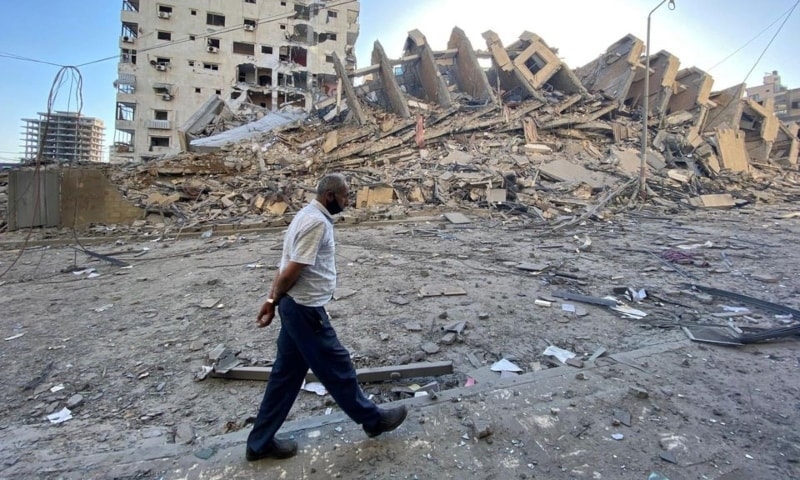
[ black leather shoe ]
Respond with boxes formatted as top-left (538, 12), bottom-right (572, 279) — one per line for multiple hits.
top-left (363, 405), bottom-right (408, 438)
top-left (245, 438), bottom-right (298, 461)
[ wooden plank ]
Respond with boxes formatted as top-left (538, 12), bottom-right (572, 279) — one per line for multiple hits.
top-left (210, 361), bottom-right (454, 382)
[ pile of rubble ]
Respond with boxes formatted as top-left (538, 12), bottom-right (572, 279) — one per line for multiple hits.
top-left (6, 27), bottom-right (800, 234)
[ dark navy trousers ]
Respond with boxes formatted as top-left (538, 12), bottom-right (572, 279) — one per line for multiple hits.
top-left (247, 296), bottom-right (381, 454)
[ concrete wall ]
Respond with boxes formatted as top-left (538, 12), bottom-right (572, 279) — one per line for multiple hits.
top-left (60, 169), bottom-right (143, 229)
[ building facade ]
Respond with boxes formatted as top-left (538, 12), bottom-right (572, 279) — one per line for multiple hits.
top-left (746, 71), bottom-right (800, 125)
top-left (113, 0), bottom-right (360, 163)
top-left (21, 112), bottom-right (105, 163)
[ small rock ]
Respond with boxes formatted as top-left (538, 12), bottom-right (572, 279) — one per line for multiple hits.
top-left (478, 312), bottom-right (490, 320)
top-left (470, 420), bottom-right (493, 439)
top-left (440, 332), bottom-right (457, 345)
top-left (421, 342), bottom-right (440, 354)
top-left (629, 386), bottom-right (649, 399)
top-left (575, 372), bottom-right (588, 380)
top-left (550, 407), bottom-right (560, 416)
top-left (438, 311), bottom-right (449, 319)
top-left (566, 358), bottom-right (584, 368)
top-left (611, 433), bottom-right (624, 441)
top-left (66, 394), bottom-right (84, 409)
top-left (176, 422), bottom-right (195, 445)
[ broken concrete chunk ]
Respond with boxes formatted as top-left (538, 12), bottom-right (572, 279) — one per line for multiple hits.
top-left (441, 332), bottom-right (457, 345)
top-left (629, 386), bottom-right (649, 399)
top-left (421, 342), bottom-right (440, 354)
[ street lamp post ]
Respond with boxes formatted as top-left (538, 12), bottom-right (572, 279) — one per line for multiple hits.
top-left (640, 0), bottom-right (676, 197)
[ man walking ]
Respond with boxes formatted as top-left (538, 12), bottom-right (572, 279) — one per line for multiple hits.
top-left (246, 173), bottom-right (408, 461)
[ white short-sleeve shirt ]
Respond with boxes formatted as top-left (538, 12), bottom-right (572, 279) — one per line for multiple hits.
top-left (280, 200), bottom-right (337, 307)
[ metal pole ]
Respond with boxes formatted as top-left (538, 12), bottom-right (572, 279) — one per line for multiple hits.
top-left (640, 13), bottom-right (652, 197)
top-left (640, 0), bottom-right (672, 198)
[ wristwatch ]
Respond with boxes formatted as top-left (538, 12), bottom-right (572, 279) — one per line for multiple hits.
top-left (266, 298), bottom-right (275, 305)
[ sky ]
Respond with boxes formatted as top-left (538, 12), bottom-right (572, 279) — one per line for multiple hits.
top-left (0, 0), bottom-right (798, 163)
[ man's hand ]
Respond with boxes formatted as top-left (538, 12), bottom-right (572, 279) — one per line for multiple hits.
top-left (256, 300), bottom-right (276, 328)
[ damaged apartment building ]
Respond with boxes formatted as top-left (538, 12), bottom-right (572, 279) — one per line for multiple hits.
top-left (112, 0), bottom-right (359, 163)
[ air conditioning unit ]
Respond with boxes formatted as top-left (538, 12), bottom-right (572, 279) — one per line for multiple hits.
top-left (122, 35), bottom-right (133, 43)
top-left (162, 93), bottom-right (173, 101)
top-left (207, 46), bottom-right (219, 53)
top-left (243, 24), bottom-right (256, 31)
top-left (155, 64), bottom-right (167, 71)
top-left (158, 11), bottom-right (171, 18)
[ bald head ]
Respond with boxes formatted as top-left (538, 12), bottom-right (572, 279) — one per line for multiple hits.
top-left (316, 173), bottom-right (349, 215)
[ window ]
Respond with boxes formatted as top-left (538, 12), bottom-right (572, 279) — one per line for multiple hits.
top-left (154, 110), bottom-right (169, 120)
top-left (195, 87), bottom-right (201, 93)
top-left (320, 32), bottom-right (337, 42)
top-left (792, 100), bottom-right (800, 110)
top-left (155, 57), bottom-right (170, 66)
top-left (189, 35), bottom-right (196, 41)
top-left (325, 55), bottom-right (334, 64)
top-left (215, 89), bottom-right (222, 95)
top-left (327, 10), bottom-right (337, 19)
top-left (261, 45), bottom-right (273, 54)
top-left (157, 5), bottom-right (172, 17)
top-left (190, 9), bottom-right (197, 15)
top-left (157, 31), bottom-right (172, 41)
top-left (207, 38), bottom-right (220, 48)
top-left (150, 136), bottom-right (170, 148)
top-left (121, 48), bottom-right (137, 64)
top-left (188, 60), bottom-right (195, 66)
top-left (245, 0), bottom-right (256, 3)
top-left (233, 42), bottom-right (255, 55)
top-left (279, 24), bottom-right (286, 30)
top-left (207, 13), bottom-right (225, 26)
top-left (244, 18), bottom-right (257, 28)
top-left (203, 63), bottom-right (219, 71)
top-left (280, 1), bottom-right (286, 5)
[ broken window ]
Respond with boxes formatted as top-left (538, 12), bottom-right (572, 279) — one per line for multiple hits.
top-left (207, 12), bottom-right (225, 26)
top-left (233, 42), bottom-right (255, 56)
top-left (123, 0), bottom-right (140, 12)
top-left (294, 4), bottom-right (310, 20)
top-left (152, 83), bottom-right (172, 95)
top-left (249, 91), bottom-right (272, 109)
top-left (347, 9), bottom-right (358, 25)
top-left (121, 48), bottom-right (137, 64)
top-left (237, 64), bottom-right (256, 84)
top-left (121, 22), bottom-right (138, 43)
top-left (116, 102), bottom-right (136, 121)
top-left (291, 24), bottom-right (312, 44)
top-left (150, 136), bottom-right (170, 148)
top-left (261, 45), bottom-right (273, 54)
top-left (258, 69), bottom-right (273, 86)
top-left (154, 110), bottom-right (169, 120)
top-left (318, 32), bottom-right (336, 42)
top-left (278, 46), bottom-right (309, 65)
top-left (157, 31), bottom-right (171, 41)
top-left (292, 71), bottom-right (308, 89)
top-left (203, 63), bottom-right (219, 71)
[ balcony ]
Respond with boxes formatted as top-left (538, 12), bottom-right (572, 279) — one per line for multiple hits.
top-left (147, 119), bottom-right (171, 129)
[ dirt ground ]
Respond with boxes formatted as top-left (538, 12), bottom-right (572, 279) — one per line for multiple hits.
top-left (1, 203), bottom-right (799, 479)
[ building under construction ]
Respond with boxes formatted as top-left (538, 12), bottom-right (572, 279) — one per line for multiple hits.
top-left (20, 111), bottom-right (105, 163)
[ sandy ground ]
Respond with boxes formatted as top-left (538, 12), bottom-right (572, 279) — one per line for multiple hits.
top-left (1, 204), bottom-right (799, 479)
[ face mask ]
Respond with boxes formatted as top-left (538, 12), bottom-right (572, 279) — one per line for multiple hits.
top-left (325, 195), bottom-right (344, 215)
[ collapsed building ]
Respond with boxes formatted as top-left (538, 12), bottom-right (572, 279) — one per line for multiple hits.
top-left (4, 26), bottom-right (800, 234)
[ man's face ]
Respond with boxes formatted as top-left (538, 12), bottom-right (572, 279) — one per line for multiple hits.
top-left (325, 186), bottom-right (349, 215)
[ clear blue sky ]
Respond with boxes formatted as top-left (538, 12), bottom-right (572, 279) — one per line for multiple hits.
top-left (1, 0), bottom-right (798, 163)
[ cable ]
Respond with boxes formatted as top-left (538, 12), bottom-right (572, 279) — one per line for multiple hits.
top-left (0, 66), bottom-right (84, 279)
top-left (706, 3), bottom-right (796, 72)
top-left (700, 0), bottom-right (799, 138)
top-left (0, 51), bottom-right (64, 68)
top-left (739, 0), bottom-right (799, 86)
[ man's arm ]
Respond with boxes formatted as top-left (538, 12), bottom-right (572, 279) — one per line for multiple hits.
top-left (256, 261), bottom-right (306, 327)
